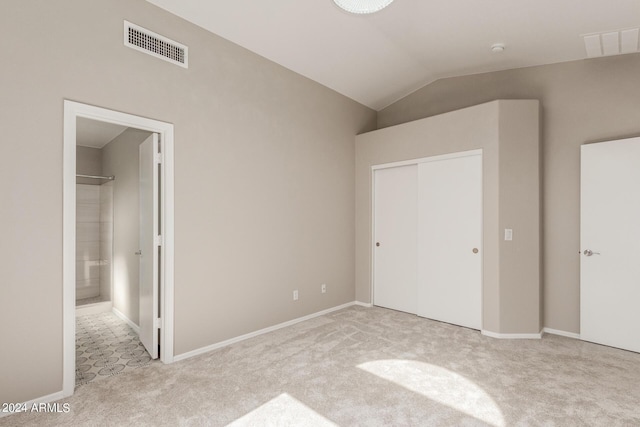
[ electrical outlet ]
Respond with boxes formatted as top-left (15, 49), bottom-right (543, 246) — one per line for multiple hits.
top-left (321, 283), bottom-right (326, 293)
top-left (293, 290), bottom-right (299, 301)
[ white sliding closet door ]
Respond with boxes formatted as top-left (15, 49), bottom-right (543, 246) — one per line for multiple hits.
top-left (373, 165), bottom-right (418, 314)
top-left (417, 154), bottom-right (482, 330)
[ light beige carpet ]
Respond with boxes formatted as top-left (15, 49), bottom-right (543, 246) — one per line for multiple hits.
top-left (4, 306), bottom-right (640, 426)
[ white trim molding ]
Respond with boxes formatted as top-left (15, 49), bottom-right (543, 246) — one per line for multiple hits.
top-left (354, 301), bottom-right (373, 308)
top-left (75, 301), bottom-right (112, 317)
top-left (112, 307), bottom-right (141, 334)
top-left (371, 149), bottom-right (483, 171)
top-left (174, 302), bottom-right (357, 362)
top-left (542, 327), bottom-right (581, 340)
top-left (481, 329), bottom-right (543, 339)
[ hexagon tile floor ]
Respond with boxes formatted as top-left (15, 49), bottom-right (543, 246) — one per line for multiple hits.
top-left (75, 312), bottom-right (153, 387)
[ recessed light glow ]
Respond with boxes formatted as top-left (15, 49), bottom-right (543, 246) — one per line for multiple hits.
top-left (333, 0), bottom-right (394, 14)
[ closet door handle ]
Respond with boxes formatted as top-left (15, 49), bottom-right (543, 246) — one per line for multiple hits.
top-left (135, 250), bottom-right (142, 255)
top-left (472, 248), bottom-right (479, 254)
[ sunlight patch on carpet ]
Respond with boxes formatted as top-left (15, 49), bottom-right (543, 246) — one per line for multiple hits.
top-left (358, 359), bottom-right (505, 426)
top-left (227, 393), bottom-right (338, 427)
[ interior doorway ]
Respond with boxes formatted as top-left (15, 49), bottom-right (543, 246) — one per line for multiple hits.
top-left (63, 100), bottom-right (175, 397)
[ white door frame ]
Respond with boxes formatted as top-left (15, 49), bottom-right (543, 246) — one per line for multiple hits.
top-left (63, 100), bottom-right (175, 397)
top-left (370, 149), bottom-right (483, 327)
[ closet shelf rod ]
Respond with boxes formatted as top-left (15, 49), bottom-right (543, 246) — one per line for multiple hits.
top-left (76, 174), bottom-right (115, 180)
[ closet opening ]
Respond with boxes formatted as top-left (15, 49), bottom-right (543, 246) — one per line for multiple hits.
top-left (371, 150), bottom-right (483, 330)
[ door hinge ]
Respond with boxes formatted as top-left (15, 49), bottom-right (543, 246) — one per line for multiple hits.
top-left (155, 153), bottom-right (163, 164)
top-left (155, 235), bottom-right (163, 246)
top-left (155, 318), bottom-right (162, 329)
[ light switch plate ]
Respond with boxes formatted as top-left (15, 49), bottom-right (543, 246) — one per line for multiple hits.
top-left (504, 229), bottom-right (513, 241)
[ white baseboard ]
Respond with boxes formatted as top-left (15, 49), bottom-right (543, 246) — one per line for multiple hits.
top-left (112, 307), bottom-right (140, 334)
top-left (482, 329), bottom-right (543, 339)
top-left (542, 327), bottom-right (580, 339)
top-left (354, 301), bottom-right (373, 308)
top-left (0, 390), bottom-right (65, 418)
top-left (174, 301), bottom-right (357, 362)
top-left (75, 300), bottom-right (112, 316)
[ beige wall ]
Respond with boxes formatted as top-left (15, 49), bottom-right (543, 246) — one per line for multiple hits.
top-left (498, 102), bottom-right (541, 333)
top-left (0, 0), bottom-right (375, 404)
top-left (102, 128), bottom-right (153, 325)
top-left (76, 146), bottom-right (102, 175)
top-left (355, 100), bottom-right (540, 334)
top-left (378, 53), bottom-right (640, 334)
top-left (76, 146), bottom-right (102, 185)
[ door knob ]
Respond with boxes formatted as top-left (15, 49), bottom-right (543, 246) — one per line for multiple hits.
top-left (472, 248), bottom-right (479, 254)
top-left (583, 249), bottom-right (600, 256)
top-left (376, 242), bottom-right (380, 247)
top-left (135, 250), bottom-right (142, 255)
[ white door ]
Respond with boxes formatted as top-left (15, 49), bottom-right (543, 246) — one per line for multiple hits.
top-left (581, 137), bottom-right (640, 353)
top-left (373, 165), bottom-right (418, 314)
top-left (139, 133), bottom-right (160, 359)
top-left (417, 154), bottom-right (482, 330)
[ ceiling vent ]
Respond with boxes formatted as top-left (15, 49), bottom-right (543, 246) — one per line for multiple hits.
top-left (582, 27), bottom-right (639, 58)
top-left (124, 21), bottom-right (188, 68)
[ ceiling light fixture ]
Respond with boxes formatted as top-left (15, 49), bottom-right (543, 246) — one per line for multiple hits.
top-left (333, 0), bottom-right (394, 14)
top-left (491, 43), bottom-right (506, 53)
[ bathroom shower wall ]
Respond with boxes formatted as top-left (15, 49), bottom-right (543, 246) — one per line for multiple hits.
top-left (99, 181), bottom-right (113, 301)
top-left (76, 184), bottom-right (101, 300)
top-left (76, 145), bottom-right (112, 303)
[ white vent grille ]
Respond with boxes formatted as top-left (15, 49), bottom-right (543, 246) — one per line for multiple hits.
top-left (124, 21), bottom-right (188, 68)
top-left (582, 27), bottom-right (639, 58)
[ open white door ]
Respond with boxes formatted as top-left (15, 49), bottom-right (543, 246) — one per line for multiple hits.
top-left (581, 137), bottom-right (640, 353)
top-left (139, 133), bottom-right (159, 359)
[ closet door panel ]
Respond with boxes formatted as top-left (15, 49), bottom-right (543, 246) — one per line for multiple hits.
top-left (417, 154), bottom-right (482, 330)
top-left (373, 165), bottom-right (418, 314)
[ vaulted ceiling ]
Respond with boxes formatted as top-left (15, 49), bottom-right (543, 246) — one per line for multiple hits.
top-left (146, 0), bottom-right (640, 110)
